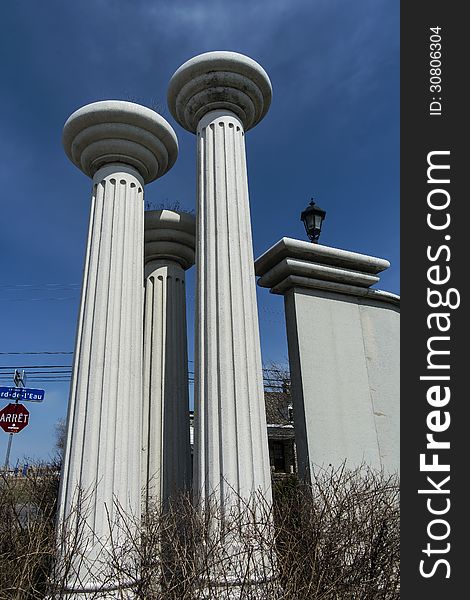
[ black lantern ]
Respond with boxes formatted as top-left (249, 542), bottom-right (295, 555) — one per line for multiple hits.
top-left (300, 199), bottom-right (326, 243)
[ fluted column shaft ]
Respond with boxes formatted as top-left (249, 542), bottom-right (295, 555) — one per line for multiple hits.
top-left (143, 259), bottom-right (191, 506)
top-left (194, 109), bottom-right (272, 508)
top-left (57, 163), bottom-right (144, 594)
top-left (58, 99), bottom-right (178, 599)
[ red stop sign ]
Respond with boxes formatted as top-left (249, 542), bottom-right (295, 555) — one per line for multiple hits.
top-left (0, 403), bottom-right (30, 434)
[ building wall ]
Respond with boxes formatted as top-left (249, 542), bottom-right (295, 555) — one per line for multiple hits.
top-left (285, 287), bottom-right (399, 475)
top-left (190, 411), bottom-right (298, 477)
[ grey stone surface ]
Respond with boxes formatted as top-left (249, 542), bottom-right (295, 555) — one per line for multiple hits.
top-left (144, 209), bottom-right (196, 271)
top-left (168, 53), bottom-right (273, 513)
top-left (63, 100), bottom-right (178, 183)
top-left (143, 210), bottom-right (195, 508)
top-left (167, 51), bottom-right (272, 133)
top-left (255, 237), bottom-right (390, 276)
top-left (58, 102), bottom-right (178, 598)
top-left (256, 239), bottom-right (400, 477)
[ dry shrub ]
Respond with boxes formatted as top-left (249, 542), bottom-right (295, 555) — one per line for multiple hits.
top-left (273, 465), bottom-right (400, 599)
top-left (1, 464), bottom-right (399, 599)
top-left (0, 462), bottom-right (60, 599)
top-left (138, 492), bottom-right (277, 600)
top-left (136, 465), bottom-right (399, 599)
top-left (51, 488), bottom-right (143, 599)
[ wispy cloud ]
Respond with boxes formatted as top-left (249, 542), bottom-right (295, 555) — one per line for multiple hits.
top-left (123, 0), bottom-right (399, 114)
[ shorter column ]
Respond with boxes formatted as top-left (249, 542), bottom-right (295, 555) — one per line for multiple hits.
top-left (142, 209), bottom-right (195, 508)
top-left (255, 238), bottom-right (400, 478)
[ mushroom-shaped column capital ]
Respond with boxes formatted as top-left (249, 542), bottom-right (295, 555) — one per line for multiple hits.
top-left (167, 51), bottom-right (272, 133)
top-left (144, 209), bottom-right (196, 272)
top-left (62, 100), bottom-right (178, 184)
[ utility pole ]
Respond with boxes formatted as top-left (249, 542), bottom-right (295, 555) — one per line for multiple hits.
top-left (3, 369), bottom-right (25, 471)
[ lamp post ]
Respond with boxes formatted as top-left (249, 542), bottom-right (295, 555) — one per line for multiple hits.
top-left (300, 199), bottom-right (326, 243)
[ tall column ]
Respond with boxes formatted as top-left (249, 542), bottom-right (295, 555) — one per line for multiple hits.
top-left (142, 209), bottom-right (195, 508)
top-left (57, 101), bottom-right (178, 598)
top-left (167, 52), bottom-right (273, 511)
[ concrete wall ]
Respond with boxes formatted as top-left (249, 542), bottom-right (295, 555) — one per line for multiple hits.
top-left (285, 286), bottom-right (399, 476)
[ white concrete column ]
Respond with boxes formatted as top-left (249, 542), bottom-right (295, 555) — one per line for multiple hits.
top-left (255, 238), bottom-right (400, 479)
top-left (168, 52), bottom-right (273, 511)
top-left (57, 101), bottom-right (178, 598)
top-left (142, 210), bottom-right (195, 508)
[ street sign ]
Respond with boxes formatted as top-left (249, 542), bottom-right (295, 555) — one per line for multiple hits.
top-left (0, 403), bottom-right (30, 434)
top-left (0, 387), bottom-right (45, 402)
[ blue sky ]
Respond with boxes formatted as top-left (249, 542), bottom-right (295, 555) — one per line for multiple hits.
top-left (0, 0), bottom-right (399, 465)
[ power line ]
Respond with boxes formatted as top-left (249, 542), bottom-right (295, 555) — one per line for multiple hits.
top-left (0, 371), bottom-right (72, 375)
top-left (0, 366), bottom-right (72, 370)
top-left (0, 367), bottom-right (285, 379)
top-left (0, 362), bottom-right (282, 372)
top-left (0, 380), bottom-right (70, 384)
top-left (0, 355), bottom-right (289, 388)
top-left (0, 352), bottom-right (74, 355)
top-left (0, 297), bottom-right (79, 302)
top-left (0, 283), bottom-right (81, 287)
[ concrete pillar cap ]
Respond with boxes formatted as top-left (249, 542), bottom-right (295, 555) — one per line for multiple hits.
top-left (63, 100), bottom-right (178, 183)
top-left (167, 51), bottom-right (272, 133)
top-left (255, 237), bottom-right (399, 306)
top-left (144, 209), bottom-right (195, 270)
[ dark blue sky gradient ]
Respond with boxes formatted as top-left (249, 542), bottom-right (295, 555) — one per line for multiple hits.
top-left (0, 0), bottom-right (399, 464)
